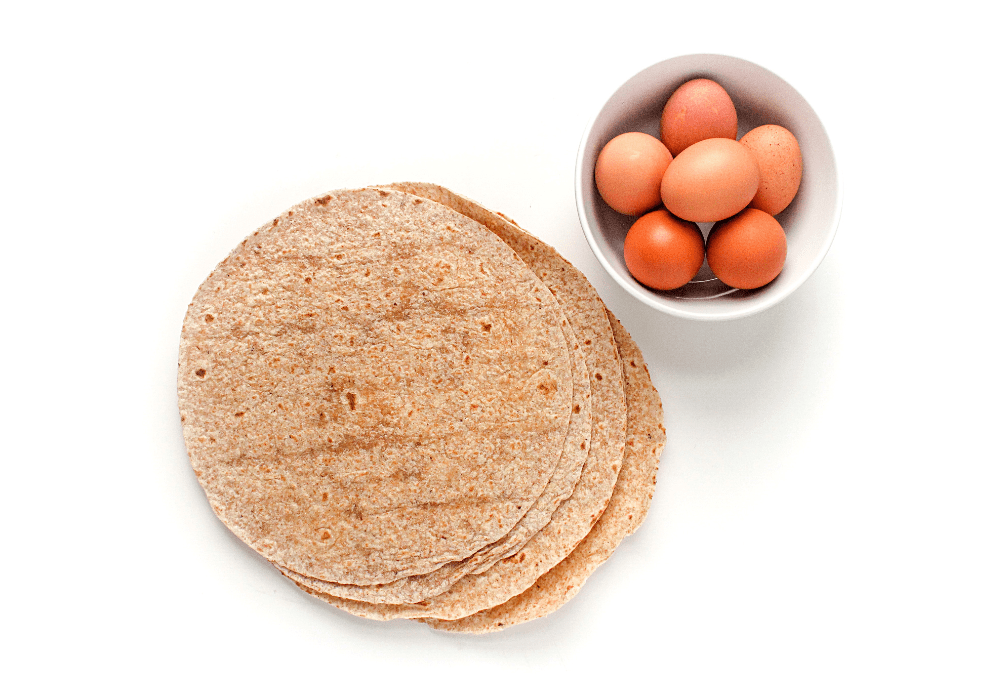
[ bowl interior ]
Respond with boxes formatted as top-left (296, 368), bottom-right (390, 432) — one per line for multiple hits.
top-left (576, 54), bottom-right (841, 321)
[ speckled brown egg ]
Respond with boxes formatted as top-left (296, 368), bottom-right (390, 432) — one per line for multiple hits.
top-left (659, 78), bottom-right (738, 156)
top-left (740, 125), bottom-right (802, 216)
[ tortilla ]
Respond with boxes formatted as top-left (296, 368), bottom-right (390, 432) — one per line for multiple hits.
top-left (424, 311), bottom-right (664, 632)
top-left (178, 188), bottom-right (575, 586)
top-left (290, 184), bottom-right (629, 618)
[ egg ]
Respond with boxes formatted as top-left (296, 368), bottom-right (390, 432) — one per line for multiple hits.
top-left (740, 125), bottom-right (802, 215)
top-left (706, 208), bottom-right (787, 289)
top-left (660, 138), bottom-right (760, 222)
top-left (594, 132), bottom-right (673, 216)
top-left (623, 209), bottom-right (705, 290)
top-left (659, 79), bottom-right (738, 156)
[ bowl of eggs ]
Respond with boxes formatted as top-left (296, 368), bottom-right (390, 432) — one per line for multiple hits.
top-left (576, 54), bottom-right (841, 321)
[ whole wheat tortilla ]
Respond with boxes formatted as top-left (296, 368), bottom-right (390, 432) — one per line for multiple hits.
top-left (425, 311), bottom-right (664, 632)
top-left (178, 188), bottom-right (575, 586)
top-left (290, 184), bottom-right (629, 617)
top-left (278, 316), bottom-right (591, 604)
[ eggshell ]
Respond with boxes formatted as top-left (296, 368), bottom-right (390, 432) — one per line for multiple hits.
top-left (660, 79), bottom-right (738, 156)
top-left (707, 208), bottom-right (787, 289)
top-left (595, 132), bottom-right (673, 216)
top-left (660, 138), bottom-right (760, 222)
top-left (740, 125), bottom-right (803, 215)
top-left (623, 209), bottom-right (705, 290)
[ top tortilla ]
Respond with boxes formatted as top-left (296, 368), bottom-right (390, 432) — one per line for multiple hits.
top-left (288, 184), bottom-right (628, 615)
top-left (178, 188), bottom-right (574, 585)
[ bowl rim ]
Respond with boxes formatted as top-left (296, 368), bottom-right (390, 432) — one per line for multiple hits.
top-left (575, 53), bottom-right (843, 322)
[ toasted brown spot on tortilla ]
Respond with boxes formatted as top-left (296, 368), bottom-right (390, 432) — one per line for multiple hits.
top-left (536, 378), bottom-right (557, 396)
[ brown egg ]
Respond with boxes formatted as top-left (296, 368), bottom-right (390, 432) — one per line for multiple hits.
top-left (707, 208), bottom-right (787, 289)
top-left (623, 209), bottom-right (705, 290)
top-left (740, 125), bottom-right (803, 216)
top-left (595, 132), bottom-right (673, 216)
top-left (660, 138), bottom-right (760, 222)
top-left (660, 79), bottom-right (738, 156)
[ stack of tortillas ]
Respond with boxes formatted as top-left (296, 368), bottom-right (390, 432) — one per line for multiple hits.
top-left (178, 183), bottom-right (665, 632)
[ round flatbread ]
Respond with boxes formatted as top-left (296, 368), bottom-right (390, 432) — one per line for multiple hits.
top-left (179, 188), bottom-right (574, 586)
top-left (424, 311), bottom-right (665, 632)
top-left (290, 184), bottom-right (628, 617)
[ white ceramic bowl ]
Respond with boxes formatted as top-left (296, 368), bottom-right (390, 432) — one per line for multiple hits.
top-left (576, 54), bottom-right (841, 321)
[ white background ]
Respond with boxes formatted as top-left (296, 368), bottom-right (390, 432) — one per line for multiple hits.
top-left (2, 2), bottom-right (997, 697)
